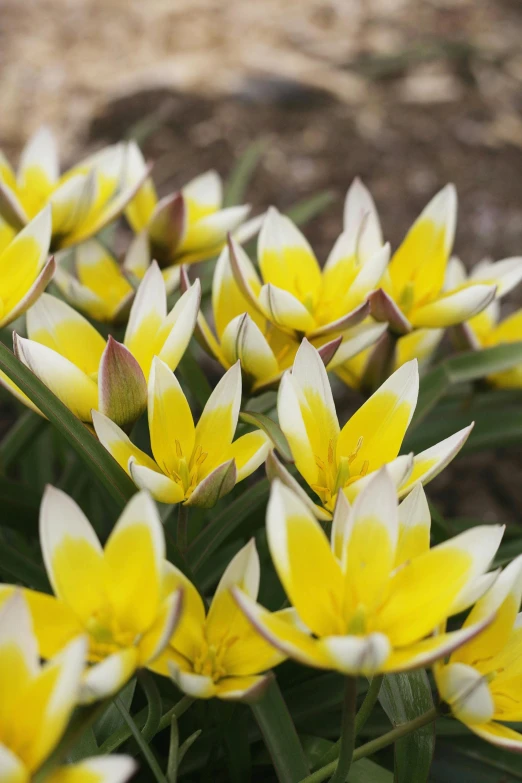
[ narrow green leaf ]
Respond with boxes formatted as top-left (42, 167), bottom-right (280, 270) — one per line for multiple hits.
top-left (251, 678), bottom-right (310, 783)
top-left (94, 679), bottom-right (136, 745)
top-left (140, 671), bottom-right (163, 742)
top-left (379, 671), bottom-right (435, 783)
top-left (0, 410), bottom-right (47, 471)
top-left (224, 140), bottom-right (266, 207)
top-left (445, 342), bottom-right (522, 384)
top-left (0, 341), bottom-right (136, 508)
top-left (0, 539), bottom-right (50, 591)
top-left (286, 191), bottom-right (335, 226)
top-left (349, 759), bottom-right (393, 782)
top-left (177, 345), bottom-right (212, 411)
top-left (410, 366), bottom-right (450, 429)
top-left (188, 479), bottom-right (269, 571)
top-left (240, 411), bottom-right (293, 462)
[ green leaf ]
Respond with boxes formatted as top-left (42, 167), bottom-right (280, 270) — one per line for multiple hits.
top-left (0, 410), bottom-right (47, 471)
top-left (286, 191), bottom-right (335, 226)
top-left (240, 411), bottom-right (293, 462)
top-left (0, 539), bottom-right (50, 591)
top-left (0, 477), bottom-right (40, 534)
top-left (188, 478), bottom-right (269, 571)
top-left (410, 366), bottom-right (450, 429)
top-left (348, 759), bottom-right (393, 782)
top-left (0, 341), bottom-right (136, 509)
top-left (444, 342), bottom-right (522, 384)
top-left (94, 679), bottom-right (136, 745)
top-left (250, 678), bottom-right (310, 783)
top-left (379, 671), bottom-right (435, 783)
top-left (224, 140), bottom-right (266, 207)
top-left (177, 344), bottom-right (212, 411)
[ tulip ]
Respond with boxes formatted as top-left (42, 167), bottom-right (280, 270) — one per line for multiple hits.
top-left (149, 540), bottom-right (291, 700)
top-left (0, 206), bottom-right (53, 329)
top-left (275, 339), bottom-right (473, 517)
top-left (0, 592), bottom-right (136, 782)
top-left (234, 474), bottom-right (504, 677)
top-left (93, 358), bottom-right (270, 507)
top-left (229, 205), bottom-right (390, 340)
top-left (435, 555), bottom-right (522, 751)
top-left (0, 127), bottom-right (146, 250)
top-left (184, 241), bottom-right (386, 394)
top-left (122, 142), bottom-right (253, 282)
top-left (0, 263), bottom-right (200, 428)
top-left (54, 239), bottom-right (134, 323)
top-left (0, 488), bottom-right (183, 704)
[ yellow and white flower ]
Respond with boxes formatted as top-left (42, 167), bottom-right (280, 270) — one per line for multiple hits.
top-left (0, 127), bottom-right (146, 250)
top-left (0, 592), bottom-right (136, 782)
top-left (150, 540), bottom-right (291, 700)
top-left (0, 206), bottom-right (53, 328)
top-left (275, 339), bottom-right (473, 517)
top-left (0, 263), bottom-right (200, 428)
top-left (229, 202), bottom-right (389, 339)
top-left (93, 359), bottom-right (271, 507)
top-left (122, 142), bottom-right (253, 284)
top-left (184, 240), bottom-right (386, 394)
top-left (435, 555), bottom-right (522, 752)
top-left (234, 474), bottom-right (504, 677)
top-left (0, 488), bottom-right (183, 704)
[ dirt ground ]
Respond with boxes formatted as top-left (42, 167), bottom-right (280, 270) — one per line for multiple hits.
top-left (1, 0), bottom-right (522, 522)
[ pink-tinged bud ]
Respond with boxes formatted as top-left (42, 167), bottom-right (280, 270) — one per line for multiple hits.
top-left (317, 336), bottom-right (343, 368)
top-left (98, 336), bottom-right (147, 431)
top-left (148, 192), bottom-right (186, 266)
top-left (368, 289), bottom-right (412, 335)
top-left (360, 331), bottom-right (399, 393)
top-left (185, 459), bottom-right (237, 508)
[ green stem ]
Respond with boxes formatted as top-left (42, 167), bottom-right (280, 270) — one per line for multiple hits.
top-left (0, 410), bottom-right (46, 471)
top-left (167, 716), bottom-right (179, 782)
top-left (98, 695), bottom-right (194, 755)
top-left (115, 696), bottom-right (167, 783)
top-left (300, 706), bottom-right (439, 783)
top-left (356, 675), bottom-right (383, 736)
top-left (251, 678), bottom-right (310, 783)
top-left (329, 677), bottom-right (357, 783)
top-left (177, 503), bottom-right (189, 552)
top-left (139, 670), bottom-right (162, 742)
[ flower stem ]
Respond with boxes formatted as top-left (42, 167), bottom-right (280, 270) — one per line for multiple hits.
top-left (115, 696), bottom-right (168, 783)
top-left (177, 503), bottom-right (189, 552)
top-left (355, 675), bottom-right (383, 736)
top-left (300, 706), bottom-right (439, 783)
top-left (329, 677), bottom-right (357, 783)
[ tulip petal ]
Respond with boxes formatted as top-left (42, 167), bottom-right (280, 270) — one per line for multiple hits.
top-left (258, 284), bottom-right (316, 333)
top-left (213, 244), bottom-right (263, 339)
top-left (343, 178), bottom-right (383, 261)
top-left (470, 721), bottom-right (522, 752)
top-left (258, 208), bottom-right (322, 310)
top-left (46, 755), bottom-right (137, 783)
top-left (75, 240), bottom-right (133, 320)
top-left (395, 328), bottom-right (444, 371)
top-left (470, 256), bottom-right (522, 299)
top-left (319, 633), bottom-right (391, 676)
top-left (395, 483), bottom-right (431, 566)
top-left (0, 744), bottom-right (26, 783)
top-left (266, 481), bottom-right (343, 637)
top-left (39, 486), bottom-right (105, 624)
top-left (148, 192), bottom-right (186, 262)
top-left (50, 173), bottom-right (96, 240)
top-left (0, 254), bottom-right (56, 329)
top-left (224, 430), bottom-right (271, 482)
top-left (194, 362), bottom-right (242, 474)
top-left (148, 356), bottom-right (195, 479)
top-left (168, 663), bottom-right (216, 699)
top-left (436, 662), bottom-right (495, 724)
top-left (228, 235), bottom-right (265, 316)
top-left (398, 423), bottom-right (474, 497)
top-left (27, 292), bottom-right (106, 376)
top-left (92, 409), bottom-right (159, 476)
top-left (161, 562), bottom-right (206, 662)
top-left (138, 588), bottom-right (183, 666)
top-left (184, 459), bottom-right (237, 508)
top-left (179, 205), bottom-right (251, 259)
top-left (0, 206), bottom-right (52, 318)
top-left (336, 360), bottom-right (419, 477)
top-left (215, 674), bottom-right (272, 702)
top-left (123, 229), bottom-right (151, 280)
top-left (18, 127), bottom-right (59, 216)
top-left (129, 461), bottom-right (185, 504)
top-left (124, 141), bottom-right (158, 233)
top-left (156, 280), bottom-right (201, 372)
top-left (410, 284), bottom-right (496, 328)
top-left (21, 590), bottom-right (83, 659)
top-left (98, 337), bottom-right (147, 430)
top-left (14, 334), bottom-right (98, 422)
top-left (0, 178), bottom-right (28, 229)
top-left (0, 593), bottom-right (39, 724)
top-left (367, 288), bottom-right (412, 335)
top-left (342, 453), bottom-right (414, 503)
top-left (327, 323), bottom-right (388, 369)
top-left (104, 491), bottom-right (165, 635)
top-left (221, 314), bottom-right (279, 385)
top-left (183, 170), bottom-right (222, 218)
top-left (80, 648), bottom-right (138, 704)
top-left (124, 261), bottom-right (166, 375)
top-left (265, 451), bottom-right (332, 521)
top-left (331, 492), bottom-right (351, 560)
top-left (53, 264), bottom-right (109, 324)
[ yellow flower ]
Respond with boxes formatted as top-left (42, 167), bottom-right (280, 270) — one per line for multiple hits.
top-left (54, 239), bottom-right (134, 324)
top-left (122, 142), bottom-right (253, 282)
top-left (92, 359), bottom-right (271, 507)
top-left (186, 240), bottom-right (385, 394)
top-left (0, 488), bottom-right (183, 704)
top-left (275, 339), bottom-right (472, 517)
top-left (0, 263), bottom-right (200, 427)
top-left (229, 203), bottom-right (390, 339)
top-left (0, 207), bottom-right (53, 329)
top-left (235, 473), bottom-right (504, 677)
top-left (448, 256), bottom-right (522, 388)
top-left (0, 128), bottom-right (145, 251)
top-left (435, 555), bottom-right (522, 752)
top-left (0, 592), bottom-right (136, 782)
top-left (149, 540), bottom-right (291, 700)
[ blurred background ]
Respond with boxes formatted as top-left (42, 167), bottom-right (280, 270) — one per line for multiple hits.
top-left (2, 0), bottom-right (522, 520)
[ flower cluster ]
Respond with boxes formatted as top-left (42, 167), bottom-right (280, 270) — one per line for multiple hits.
top-left (1, 126), bottom-right (522, 781)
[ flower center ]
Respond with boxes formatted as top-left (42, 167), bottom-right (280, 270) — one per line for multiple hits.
top-left (311, 437), bottom-right (369, 508)
top-left (192, 636), bottom-right (239, 683)
top-left (166, 440), bottom-right (208, 498)
top-left (85, 609), bottom-right (138, 661)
